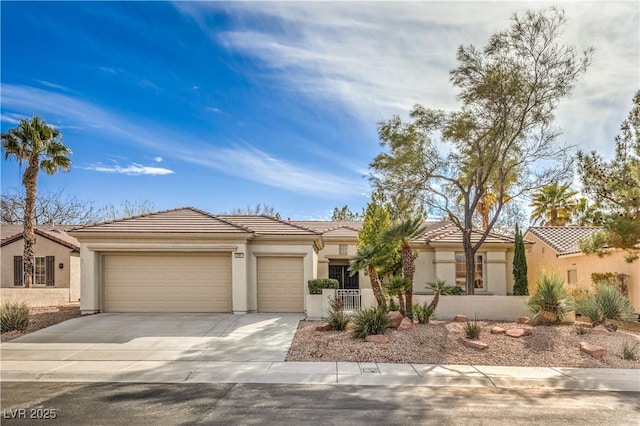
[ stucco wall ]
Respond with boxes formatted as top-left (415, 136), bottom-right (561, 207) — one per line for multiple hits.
top-left (525, 232), bottom-right (640, 312)
top-left (318, 240), bottom-right (368, 289)
top-left (1, 288), bottom-right (75, 307)
top-left (412, 295), bottom-right (530, 321)
top-left (1, 237), bottom-right (76, 289)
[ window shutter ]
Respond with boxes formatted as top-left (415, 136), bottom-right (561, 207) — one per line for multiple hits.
top-left (14, 256), bottom-right (23, 286)
top-left (46, 256), bottom-right (55, 286)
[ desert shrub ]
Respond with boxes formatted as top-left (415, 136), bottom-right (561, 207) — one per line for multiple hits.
top-left (622, 341), bottom-right (638, 361)
top-left (351, 305), bottom-right (390, 340)
top-left (464, 317), bottom-right (482, 340)
top-left (413, 302), bottom-right (435, 324)
top-left (575, 325), bottom-right (589, 335)
top-left (578, 283), bottom-right (636, 325)
top-left (527, 272), bottom-right (573, 321)
top-left (564, 283), bottom-right (590, 305)
top-left (388, 298), bottom-right (400, 312)
top-left (308, 278), bottom-right (339, 295)
top-left (326, 297), bottom-right (350, 331)
top-left (0, 302), bottom-right (30, 333)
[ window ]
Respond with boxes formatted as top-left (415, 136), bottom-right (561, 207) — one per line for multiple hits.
top-left (339, 244), bottom-right (348, 255)
top-left (567, 269), bottom-right (577, 285)
top-left (455, 253), bottom-right (484, 290)
top-left (13, 256), bottom-right (55, 286)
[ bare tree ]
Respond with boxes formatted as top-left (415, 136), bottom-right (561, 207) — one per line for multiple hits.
top-left (1, 188), bottom-right (102, 225)
top-left (100, 199), bottom-right (156, 221)
top-left (222, 203), bottom-right (281, 218)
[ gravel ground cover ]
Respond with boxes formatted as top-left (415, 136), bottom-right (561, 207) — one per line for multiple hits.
top-left (1, 304), bottom-right (80, 343)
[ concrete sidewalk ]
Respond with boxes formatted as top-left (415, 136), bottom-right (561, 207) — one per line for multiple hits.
top-left (2, 361), bottom-right (638, 392)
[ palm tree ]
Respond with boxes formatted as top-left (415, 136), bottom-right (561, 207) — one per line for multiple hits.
top-left (572, 198), bottom-right (602, 226)
top-left (386, 275), bottom-right (411, 313)
top-left (349, 245), bottom-right (387, 307)
top-left (2, 117), bottom-right (72, 287)
top-left (381, 217), bottom-right (427, 318)
top-left (530, 182), bottom-right (578, 226)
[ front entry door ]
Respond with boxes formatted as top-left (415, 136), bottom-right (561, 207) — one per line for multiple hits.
top-left (328, 265), bottom-right (359, 289)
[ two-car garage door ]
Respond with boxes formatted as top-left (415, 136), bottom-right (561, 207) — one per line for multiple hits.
top-left (103, 253), bottom-right (232, 313)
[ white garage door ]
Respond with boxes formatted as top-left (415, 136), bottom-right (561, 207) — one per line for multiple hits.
top-left (103, 253), bottom-right (232, 312)
top-left (257, 256), bottom-right (304, 313)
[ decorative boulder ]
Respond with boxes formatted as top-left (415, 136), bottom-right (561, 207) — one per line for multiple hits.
top-left (580, 342), bottom-right (605, 358)
top-left (590, 325), bottom-right (611, 336)
top-left (463, 339), bottom-right (488, 350)
top-left (453, 315), bottom-right (469, 322)
top-left (316, 323), bottom-right (332, 332)
top-left (531, 310), bottom-right (557, 326)
top-left (516, 317), bottom-right (531, 324)
top-left (398, 317), bottom-right (414, 330)
top-left (387, 311), bottom-right (404, 328)
top-left (490, 326), bottom-right (506, 335)
top-left (505, 328), bottom-right (532, 338)
top-left (365, 334), bottom-right (389, 344)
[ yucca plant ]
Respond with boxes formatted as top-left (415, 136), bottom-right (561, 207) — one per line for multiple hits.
top-left (351, 305), bottom-right (390, 340)
top-left (578, 282), bottom-right (636, 326)
top-left (413, 302), bottom-right (435, 324)
top-left (464, 316), bottom-right (482, 340)
top-left (622, 341), bottom-right (638, 361)
top-left (527, 272), bottom-right (573, 322)
top-left (577, 297), bottom-right (604, 325)
top-left (0, 302), bottom-right (30, 333)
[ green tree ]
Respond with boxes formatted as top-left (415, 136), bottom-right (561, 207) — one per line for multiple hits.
top-left (381, 217), bottom-right (427, 318)
top-left (385, 276), bottom-right (411, 313)
top-left (370, 9), bottom-right (591, 294)
top-left (578, 91), bottom-right (640, 262)
top-left (571, 198), bottom-right (602, 226)
top-left (512, 224), bottom-right (529, 295)
top-left (2, 117), bottom-right (72, 287)
top-left (349, 245), bottom-right (387, 307)
top-left (529, 182), bottom-right (578, 226)
top-left (331, 205), bottom-right (362, 221)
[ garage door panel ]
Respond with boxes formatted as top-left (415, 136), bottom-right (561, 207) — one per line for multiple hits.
top-left (257, 257), bottom-right (304, 313)
top-left (103, 254), bottom-right (231, 313)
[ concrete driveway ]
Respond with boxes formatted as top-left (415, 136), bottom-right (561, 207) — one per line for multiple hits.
top-left (1, 313), bottom-right (303, 363)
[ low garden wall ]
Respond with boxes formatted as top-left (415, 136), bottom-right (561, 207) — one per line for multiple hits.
top-left (412, 295), bottom-right (530, 321)
top-left (0, 288), bottom-right (75, 307)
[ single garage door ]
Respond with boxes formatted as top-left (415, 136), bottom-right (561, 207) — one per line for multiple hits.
top-left (257, 256), bottom-right (304, 312)
top-left (103, 253), bottom-right (232, 312)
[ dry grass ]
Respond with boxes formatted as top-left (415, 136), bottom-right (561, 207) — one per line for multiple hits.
top-left (0, 304), bottom-right (80, 343)
top-left (286, 319), bottom-right (640, 369)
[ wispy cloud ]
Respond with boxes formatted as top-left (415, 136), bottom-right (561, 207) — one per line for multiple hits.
top-left (176, 2), bottom-right (640, 157)
top-left (154, 156), bottom-right (163, 163)
top-left (1, 83), bottom-right (364, 196)
top-left (85, 163), bottom-right (174, 176)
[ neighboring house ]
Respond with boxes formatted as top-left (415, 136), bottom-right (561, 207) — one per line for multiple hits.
top-left (525, 226), bottom-right (640, 313)
top-left (71, 207), bottom-right (519, 315)
top-left (1, 224), bottom-right (80, 306)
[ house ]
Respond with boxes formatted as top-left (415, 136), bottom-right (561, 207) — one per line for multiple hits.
top-left (525, 226), bottom-right (640, 313)
top-left (70, 207), bottom-right (521, 315)
top-left (1, 224), bottom-right (80, 306)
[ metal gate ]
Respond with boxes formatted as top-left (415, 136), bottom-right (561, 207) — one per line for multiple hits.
top-left (336, 289), bottom-right (361, 311)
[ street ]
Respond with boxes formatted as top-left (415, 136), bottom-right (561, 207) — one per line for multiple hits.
top-left (1, 382), bottom-right (638, 425)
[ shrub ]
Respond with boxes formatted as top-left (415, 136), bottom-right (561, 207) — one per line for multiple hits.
top-left (0, 302), bottom-right (30, 333)
top-left (464, 316), bottom-right (482, 340)
top-left (578, 283), bottom-right (636, 325)
top-left (527, 272), bottom-right (573, 322)
top-left (564, 283), bottom-right (590, 305)
top-left (575, 325), bottom-right (589, 335)
top-left (622, 341), bottom-right (638, 361)
top-left (308, 278), bottom-right (339, 295)
top-left (351, 305), bottom-right (390, 340)
top-left (413, 302), bottom-right (435, 324)
top-left (326, 297), bottom-right (350, 331)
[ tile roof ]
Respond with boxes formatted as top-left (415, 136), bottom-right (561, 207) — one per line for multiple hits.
top-left (218, 216), bottom-right (321, 236)
top-left (422, 222), bottom-right (517, 244)
top-left (291, 221), bottom-right (363, 233)
top-left (526, 226), bottom-right (601, 256)
top-left (0, 225), bottom-right (79, 251)
top-left (70, 207), bottom-right (251, 234)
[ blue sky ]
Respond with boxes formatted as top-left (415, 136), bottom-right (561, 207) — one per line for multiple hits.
top-left (1, 1), bottom-right (638, 220)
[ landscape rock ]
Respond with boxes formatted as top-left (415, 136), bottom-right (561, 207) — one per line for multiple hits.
top-left (462, 338), bottom-right (488, 350)
top-left (314, 338), bottom-right (329, 346)
top-left (398, 317), bottom-right (414, 330)
top-left (505, 328), bottom-right (532, 338)
top-left (531, 310), bottom-right (557, 326)
top-left (387, 311), bottom-right (404, 328)
top-left (365, 334), bottom-right (389, 344)
top-left (315, 323), bottom-right (332, 332)
top-left (516, 317), bottom-right (531, 324)
top-left (580, 341), bottom-right (605, 358)
top-left (590, 325), bottom-right (611, 336)
top-left (490, 326), bottom-right (506, 335)
top-left (561, 311), bottom-right (576, 324)
top-left (453, 315), bottom-right (468, 322)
